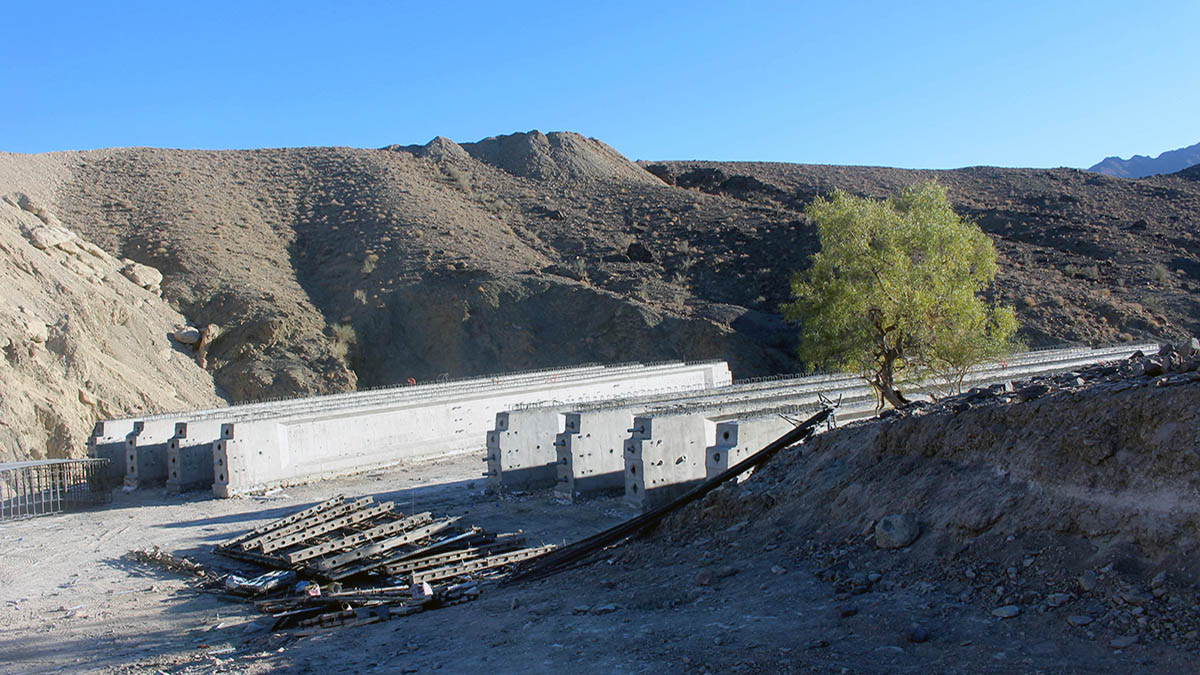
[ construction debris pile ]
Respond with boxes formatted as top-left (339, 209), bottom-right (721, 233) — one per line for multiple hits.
top-left (212, 495), bottom-right (554, 632)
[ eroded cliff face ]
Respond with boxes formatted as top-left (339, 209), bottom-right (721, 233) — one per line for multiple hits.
top-left (345, 273), bottom-right (793, 387)
top-left (0, 188), bottom-right (224, 461)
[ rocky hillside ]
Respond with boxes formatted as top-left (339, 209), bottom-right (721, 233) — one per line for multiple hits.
top-left (0, 130), bottom-right (1197, 460)
top-left (643, 159), bottom-right (1199, 348)
top-left (0, 160), bottom-right (224, 462)
top-left (1089, 140), bottom-right (1200, 179)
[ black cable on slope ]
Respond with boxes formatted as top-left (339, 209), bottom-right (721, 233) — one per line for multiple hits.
top-left (503, 406), bottom-right (833, 584)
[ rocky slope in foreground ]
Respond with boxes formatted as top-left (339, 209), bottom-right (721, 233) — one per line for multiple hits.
top-left (652, 342), bottom-right (1200, 665)
top-left (0, 130), bottom-right (1197, 460)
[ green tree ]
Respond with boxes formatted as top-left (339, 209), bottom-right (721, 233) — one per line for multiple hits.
top-left (783, 180), bottom-right (1019, 409)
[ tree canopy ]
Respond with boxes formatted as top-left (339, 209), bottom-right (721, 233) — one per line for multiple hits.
top-left (783, 180), bottom-right (1019, 408)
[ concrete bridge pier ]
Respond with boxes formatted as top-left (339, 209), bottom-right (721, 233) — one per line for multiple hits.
top-left (705, 415), bottom-right (799, 478)
top-left (554, 409), bottom-right (634, 501)
top-left (486, 408), bottom-right (567, 493)
top-left (624, 415), bottom-right (715, 511)
top-left (166, 420), bottom-right (223, 492)
top-left (88, 419), bottom-right (138, 483)
top-left (124, 420), bottom-right (176, 488)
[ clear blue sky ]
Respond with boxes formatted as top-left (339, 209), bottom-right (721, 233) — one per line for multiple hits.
top-left (3, 1), bottom-right (1196, 168)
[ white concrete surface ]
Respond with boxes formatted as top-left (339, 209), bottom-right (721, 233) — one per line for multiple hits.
top-left (99, 362), bottom-right (648, 492)
top-left (554, 408), bottom-right (640, 500)
top-left (215, 361), bottom-right (733, 497)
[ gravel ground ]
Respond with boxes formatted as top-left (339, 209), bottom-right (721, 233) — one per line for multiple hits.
top-left (2, 441), bottom-right (1194, 674)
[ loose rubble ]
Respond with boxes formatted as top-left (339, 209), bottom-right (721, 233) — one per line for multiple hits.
top-left (875, 514), bottom-right (920, 549)
top-left (881, 339), bottom-right (1200, 422)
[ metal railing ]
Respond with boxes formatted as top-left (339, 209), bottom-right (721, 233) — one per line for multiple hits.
top-left (0, 458), bottom-right (112, 521)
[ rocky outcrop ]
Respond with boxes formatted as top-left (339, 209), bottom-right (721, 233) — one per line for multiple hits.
top-left (120, 260), bottom-right (163, 294)
top-left (0, 193), bottom-right (224, 461)
top-left (389, 136), bottom-right (473, 164)
top-left (347, 272), bottom-right (793, 388)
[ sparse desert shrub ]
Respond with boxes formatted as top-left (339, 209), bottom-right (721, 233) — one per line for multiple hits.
top-left (568, 257), bottom-right (588, 283)
top-left (443, 166), bottom-right (471, 191)
top-left (635, 278), bottom-right (652, 301)
top-left (361, 253), bottom-right (379, 274)
top-left (487, 197), bottom-right (509, 214)
top-left (329, 323), bottom-right (358, 361)
top-left (667, 286), bottom-right (688, 311)
top-left (477, 192), bottom-right (509, 215)
top-left (1063, 263), bottom-right (1100, 281)
top-left (1149, 263), bottom-right (1171, 283)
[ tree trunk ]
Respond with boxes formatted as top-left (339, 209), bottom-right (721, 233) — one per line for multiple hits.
top-left (873, 378), bottom-right (910, 410)
top-left (871, 352), bottom-right (911, 410)
top-left (869, 312), bottom-right (911, 409)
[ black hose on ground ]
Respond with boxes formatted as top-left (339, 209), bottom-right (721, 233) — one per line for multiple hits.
top-left (503, 406), bottom-right (833, 584)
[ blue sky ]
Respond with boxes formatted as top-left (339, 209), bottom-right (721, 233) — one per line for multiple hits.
top-left (3, 1), bottom-right (1196, 168)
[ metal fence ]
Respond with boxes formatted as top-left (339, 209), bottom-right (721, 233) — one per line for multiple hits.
top-left (0, 458), bottom-right (112, 521)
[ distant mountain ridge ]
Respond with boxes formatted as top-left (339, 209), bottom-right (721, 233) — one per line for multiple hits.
top-left (1088, 140), bottom-right (1200, 178)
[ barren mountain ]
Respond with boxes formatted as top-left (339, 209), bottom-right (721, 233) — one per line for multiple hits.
top-left (0, 130), bottom-right (1197, 461)
top-left (1089, 140), bottom-right (1200, 179)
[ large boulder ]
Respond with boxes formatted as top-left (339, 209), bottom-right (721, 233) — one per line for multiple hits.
top-left (172, 326), bottom-right (202, 345)
top-left (121, 260), bottom-right (163, 291)
top-left (875, 514), bottom-right (921, 549)
top-left (29, 225), bottom-right (76, 250)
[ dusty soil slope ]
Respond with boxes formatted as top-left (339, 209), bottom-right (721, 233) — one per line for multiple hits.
top-left (658, 343), bottom-right (1200, 656)
top-left (0, 158), bottom-right (223, 462)
top-left (1, 130), bottom-right (1197, 460)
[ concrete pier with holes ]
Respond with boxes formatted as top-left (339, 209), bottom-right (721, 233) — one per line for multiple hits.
top-left (85, 343), bottom-right (1151, 501)
top-left (214, 361), bottom-right (733, 497)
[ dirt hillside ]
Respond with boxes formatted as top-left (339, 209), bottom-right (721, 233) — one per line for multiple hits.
top-left (0, 156), bottom-right (224, 462)
top-left (638, 342), bottom-right (1200, 669)
top-left (0, 131), bottom-right (1197, 460)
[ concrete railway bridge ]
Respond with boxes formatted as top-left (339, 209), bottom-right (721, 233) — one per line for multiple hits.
top-left (86, 344), bottom-right (1153, 509)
